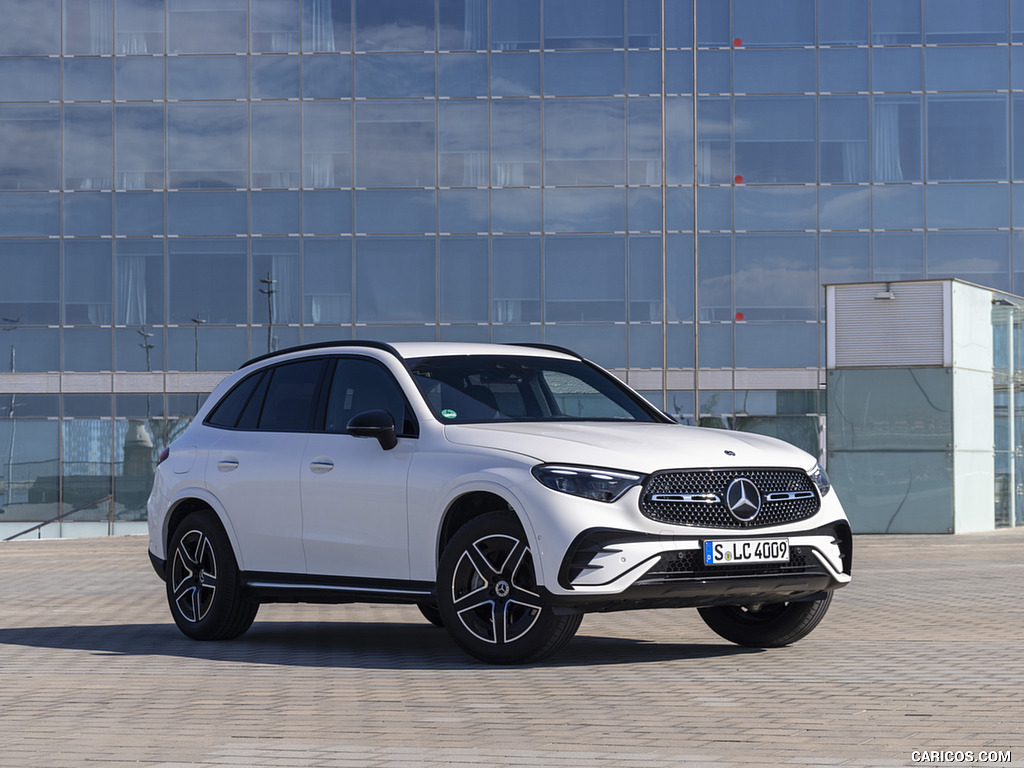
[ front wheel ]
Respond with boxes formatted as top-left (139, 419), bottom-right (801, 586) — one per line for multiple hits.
top-left (436, 511), bottom-right (581, 664)
top-left (697, 592), bottom-right (833, 648)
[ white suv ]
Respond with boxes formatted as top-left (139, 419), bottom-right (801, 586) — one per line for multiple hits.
top-left (148, 341), bottom-right (851, 664)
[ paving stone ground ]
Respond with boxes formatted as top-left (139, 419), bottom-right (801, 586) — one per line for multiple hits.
top-left (0, 530), bottom-right (1021, 768)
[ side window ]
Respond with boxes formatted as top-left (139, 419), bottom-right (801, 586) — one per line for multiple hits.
top-left (324, 357), bottom-right (417, 436)
top-left (206, 371), bottom-right (264, 428)
top-left (255, 358), bottom-right (327, 432)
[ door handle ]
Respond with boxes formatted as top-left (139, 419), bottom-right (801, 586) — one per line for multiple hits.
top-left (310, 457), bottom-right (335, 474)
top-left (217, 458), bottom-right (239, 472)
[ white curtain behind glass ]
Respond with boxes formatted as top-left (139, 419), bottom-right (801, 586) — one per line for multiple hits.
top-left (873, 102), bottom-right (905, 182)
top-left (116, 253), bottom-right (147, 326)
top-left (309, 0), bottom-right (337, 52)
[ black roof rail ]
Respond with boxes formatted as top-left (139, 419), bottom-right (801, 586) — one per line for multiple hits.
top-left (239, 340), bottom-right (404, 370)
top-left (502, 342), bottom-right (584, 360)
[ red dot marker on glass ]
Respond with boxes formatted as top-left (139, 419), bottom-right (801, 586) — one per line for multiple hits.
top-left (735, 312), bottom-right (744, 322)
top-left (734, 174), bottom-right (743, 184)
top-left (733, 38), bottom-right (742, 47)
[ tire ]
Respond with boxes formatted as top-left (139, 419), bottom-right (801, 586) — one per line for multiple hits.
top-left (416, 601), bottom-right (445, 628)
top-left (697, 592), bottom-right (833, 648)
top-left (166, 511), bottom-right (259, 641)
top-left (436, 511), bottom-right (582, 665)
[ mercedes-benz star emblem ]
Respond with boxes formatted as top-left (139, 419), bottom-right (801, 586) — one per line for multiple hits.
top-left (725, 477), bottom-right (761, 522)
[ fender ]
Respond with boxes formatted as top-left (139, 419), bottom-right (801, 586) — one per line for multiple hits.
top-left (164, 488), bottom-right (247, 572)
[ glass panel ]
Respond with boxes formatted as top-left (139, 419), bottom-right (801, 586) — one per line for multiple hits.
top-left (544, 52), bottom-right (624, 96)
top-left (872, 185), bottom-right (923, 230)
top-left (927, 231), bottom-right (1010, 292)
top-left (0, 0), bottom-right (60, 55)
top-left (628, 97), bottom-right (661, 185)
top-left (733, 0), bottom-right (814, 46)
top-left (115, 239), bottom-right (164, 327)
top-left (354, 0), bottom-right (435, 51)
top-left (439, 0), bottom-right (488, 50)
top-left (302, 0), bottom-right (351, 52)
top-left (820, 96), bottom-right (868, 183)
top-left (544, 235), bottom-right (625, 322)
top-left (666, 388), bottom-right (694, 422)
top-left (734, 186), bottom-right (816, 231)
top-left (252, 55), bottom-right (301, 99)
top-left (0, 327), bottom-right (59, 371)
top-left (628, 50), bottom-right (661, 94)
top-left (439, 52), bottom-right (488, 96)
top-left (168, 0), bottom-right (248, 54)
top-left (666, 233), bottom-right (694, 322)
top-left (355, 101), bottom-right (435, 187)
top-left (871, 48), bottom-right (922, 93)
top-left (926, 184), bottom-right (1008, 230)
top-left (439, 101), bottom-right (488, 187)
top-left (114, 57), bottom-right (165, 101)
top-left (301, 53), bottom-right (353, 98)
top-left (818, 0), bottom-right (868, 45)
top-left (870, 0), bottom-right (921, 45)
top-left (925, 0), bottom-right (1008, 44)
top-left (302, 102), bottom-right (353, 188)
top-left (734, 50), bottom-right (815, 94)
top-left (252, 239), bottom-right (301, 327)
top-left (694, 0), bottom-right (727, 47)
top-left (544, 188), bottom-right (626, 233)
top-left (490, 0), bottom-right (539, 50)
top-left (666, 324), bottom-right (695, 370)
top-left (735, 323), bottom-right (817, 368)
top-left (252, 0), bottom-right (300, 52)
top-left (0, 58), bottom-right (59, 102)
top-left (628, 0), bottom-right (661, 48)
top-left (302, 189), bottom-right (353, 234)
top-left (64, 241), bottom-right (112, 326)
top-left (0, 419), bottom-right (60, 530)
top-left (873, 232), bottom-right (924, 282)
top-left (63, 105), bottom-right (113, 191)
top-left (820, 186), bottom-right (869, 231)
top-left (544, 324), bottom-right (627, 369)
top-left (544, 0), bottom-right (623, 49)
top-left (927, 96), bottom-right (1007, 182)
top-left (167, 239), bottom-right (247, 324)
top-left (491, 101), bottom-right (541, 186)
top-left (490, 188), bottom-right (541, 232)
top-left (355, 53), bottom-right (434, 97)
top-left (629, 186), bottom-right (661, 231)
top-left (166, 325), bottom-right (248, 371)
top-left (0, 240), bottom-right (60, 326)
top-left (0, 105), bottom-right (59, 191)
top-left (252, 102), bottom-right (300, 188)
top-left (0, 193), bottom-right (59, 237)
top-left (167, 55), bottom-right (248, 100)
top-left (697, 49), bottom-right (730, 94)
top-left (697, 97), bottom-right (731, 185)
top-left (629, 235), bottom-right (662, 322)
top-left (545, 98), bottom-right (625, 185)
top-left (439, 189), bottom-right (488, 233)
top-left (926, 46), bottom-right (1008, 92)
top-left (63, 192), bottom-right (113, 237)
top-left (734, 97), bottom-right (815, 184)
top-left (735, 234), bottom-right (816, 321)
top-left (167, 190), bottom-right (247, 236)
top-left (354, 237), bottom-right (436, 323)
top-left (303, 237), bottom-right (352, 324)
top-left (818, 48), bottom-right (867, 94)
top-left (490, 52), bottom-right (541, 96)
top-left (64, 58), bottom-right (113, 102)
top-left (63, 327), bottom-right (113, 371)
top-left (819, 233), bottom-right (870, 317)
top-left (697, 233), bottom-right (731, 322)
top-left (664, 49), bottom-right (693, 94)
top-left (492, 235), bottom-right (540, 322)
top-left (168, 103), bottom-right (247, 189)
top-left (115, 104), bottom-right (165, 190)
top-left (114, 191), bottom-right (164, 236)
top-left (114, 417), bottom-right (158, 520)
top-left (698, 323), bottom-right (732, 367)
top-left (440, 237), bottom-right (488, 322)
top-left (629, 323), bottom-right (663, 368)
top-left (355, 190), bottom-right (435, 234)
top-left (252, 190), bottom-right (300, 235)
top-left (115, 0), bottom-right (164, 54)
top-left (872, 96), bottom-right (923, 182)
top-left (697, 186), bottom-right (730, 231)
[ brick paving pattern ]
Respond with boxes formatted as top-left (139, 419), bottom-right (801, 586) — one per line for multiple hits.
top-left (0, 531), bottom-right (1021, 767)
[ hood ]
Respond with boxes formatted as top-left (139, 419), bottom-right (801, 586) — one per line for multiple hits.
top-left (443, 421), bottom-right (815, 474)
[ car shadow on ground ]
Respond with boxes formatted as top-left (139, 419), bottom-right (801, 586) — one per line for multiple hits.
top-left (0, 621), bottom-right (762, 670)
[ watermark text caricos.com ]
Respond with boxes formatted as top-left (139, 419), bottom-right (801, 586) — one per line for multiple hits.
top-left (911, 751), bottom-right (1012, 764)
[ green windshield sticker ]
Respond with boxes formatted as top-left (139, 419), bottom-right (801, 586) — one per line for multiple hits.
top-left (441, 409), bottom-right (457, 419)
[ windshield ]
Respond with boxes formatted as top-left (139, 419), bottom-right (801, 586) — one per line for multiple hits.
top-left (407, 355), bottom-right (664, 424)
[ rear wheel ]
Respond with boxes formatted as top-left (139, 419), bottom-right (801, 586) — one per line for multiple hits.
top-left (166, 511), bottom-right (258, 640)
top-left (416, 601), bottom-right (444, 628)
top-left (697, 593), bottom-right (833, 647)
top-left (436, 511), bottom-right (581, 664)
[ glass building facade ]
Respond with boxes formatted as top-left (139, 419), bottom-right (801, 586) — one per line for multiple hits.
top-left (2, 0), bottom-right (1024, 536)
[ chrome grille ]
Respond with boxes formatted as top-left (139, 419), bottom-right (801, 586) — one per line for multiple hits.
top-left (639, 468), bottom-right (819, 529)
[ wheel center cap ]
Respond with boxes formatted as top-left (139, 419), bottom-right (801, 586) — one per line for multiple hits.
top-left (494, 580), bottom-right (511, 598)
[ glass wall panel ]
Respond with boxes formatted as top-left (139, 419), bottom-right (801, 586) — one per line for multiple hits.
top-left (114, 328), bottom-right (163, 372)
top-left (0, 240), bottom-right (60, 326)
top-left (63, 105), bottom-right (113, 190)
top-left (439, 0), bottom-right (488, 51)
top-left (303, 237), bottom-right (352, 324)
top-left (628, 97), bottom-right (662, 185)
top-left (252, 190), bottom-right (299, 235)
top-left (252, 102), bottom-right (300, 189)
top-left (64, 240), bottom-right (112, 326)
top-left (544, 188), bottom-right (626, 233)
top-left (629, 187), bottom-right (661, 231)
top-left (628, 51), bottom-right (661, 94)
top-left (698, 323), bottom-right (732, 367)
top-left (491, 101), bottom-right (541, 186)
top-left (545, 235), bottom-right (625, 322)
top-left (302, 102), bottom-right (352, 188)
top-left (490, 188), bottom-right (541, 232)
top-left (927, 96), bottom-right (1007, 182)
top-left (494, 52), bottom-right (542, 96)
top-left (925, 0), bottom-right (1008, 44)
top-left (544, 99), bottom-right (626, 186)
top-left (697, 186), bottom-right (730, 231)
top-left (697, 233), bottom-right (731, 321)
top-left (64, 58), bottom-right (113, 102)
top-left (354, 237), bottom-right (436, 323)
top-left (818, 49), bottom-right (867, 94)
top-left (734, 97), bottom-right (815, 184)
top-left (168, 0), bottom-right (248, 54)
top-left (666, 233), bottom-right (694, 321)
top-left (544, 0), bottom-right (623, 49)
top-left (355, 53), bottom-right (435, 98)
top-left (872, 48), bottom-right (922, 93)
top-left (440, 237), bottom-right (488, 322)
top-left (0, 419), bottom-right (60, 528)
top-left (734, 50), bottom-right (815, 94)
top-left (439, 101), bottom-right (488, 187)
top-left (0, 193), bottom-right (59, 237)
top-left (64, 192), bottom-right (112, 238)
top-left (252, 0), bottom-right (300, 52)
top-left (734, 186), bottom-right (816, 231)
top-left (168, 103), bottom-right (247, 189)
top-left (926, 46), bottom-right (1007, 92)
top-left (0, 105), bottom-right (60, 191)
top-left (629, 323), bottom-right (663, 368)
top-left (873, 232), bottom-right (925, 282)
top-left (114, 192), bottom-right (164, 236)
top-left (697, 97), bottom-right (730, 185)
top-left (545, 324), bottom-right (626, 369)
top-left (629, 235), bottom-right (663, 322)
top-left (819, 186), bottom-right (869, 231)
top-left (64, 327), bottom-right (113, 371)
top-left (0, 328), bottom-right (60, 371)
top-left (302, 0), bottom-right (352, 52)
top-left (819, 233), bottom-right (870, 316)
top-left (735, 323), bottom-right (817, 368)
top-left (872, 184), bottom-right (924, 230)
top-left (926, 184), bottom-right (1008, 230)
top-left (166, 325), bottom-right (248, 371)
top-left (302, 189), bottom-right (353, 234)
top-left (356, 190), bottom-right (435, 234)
top-left (733, 0), bottom-right (814, 47)
top-left (491, 0), bottom-right (538, 50)
top-left (664, 50), bottom-right (694, 95)
top-left (820, 96), bottom-right (868, 183)
top-left (168, 56), bottom-right (248, 100)
top-left (251, 239), bottom-right (300, 326)
top-left (167, 190), bottom-right (247, 236)
top-left (628, 0), bottom-right (661, 48)
top-left (114, 57), bottom-right (165, 101)
top-left (492, 235), bottom-right (541, 322)
top-left (666, 323), bottom-right (694, 368)
top-left (439, 189), bottom-right (488, 232)
top-left (115, 0), bottom-right (165, 54)
top-left (252, 55), bottom-right (301, 99)
top-left (818, 0), bottom-right (868, 45)
top-left (0, 59), bottom-right (60, 102)
top-left (115, 104), bottom-right (165, 190)
top-left (355, 0), bottom-right (435, 52)
top-left (927, 231), bottom-right (1010, 292)
top-left (301, 53), bottom-right (353, 98)
top-left (115, 239), bottom-right (164, 327)
top-left (167, 239), bottom-right (247, 324)
top-left (870, 0), bottom-right (921, 45)
top-left (544, 52), bottom-right (625, 96)
top-left (735, 234), bottom-right (816, 321)
top-left (0, 0), bottom-right (60, 55)
top-left (697, 50), bottom-right (730, 94)
top-left (873, 96), bottom-right (923, 182)
top-left (439, 52), bottom-right (488, 96)
top-left (355, 101), bottom-right (435, 187)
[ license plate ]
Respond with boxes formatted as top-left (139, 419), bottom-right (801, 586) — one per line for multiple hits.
top-left (703, 538), bottom-right (789, 566)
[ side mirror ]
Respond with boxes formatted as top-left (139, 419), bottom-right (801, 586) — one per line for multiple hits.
top-left (346, 409), bottom-right (398, 451)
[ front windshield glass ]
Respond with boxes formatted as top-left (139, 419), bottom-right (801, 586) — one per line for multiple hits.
top-left (407, 355), bottom-right (662, 424)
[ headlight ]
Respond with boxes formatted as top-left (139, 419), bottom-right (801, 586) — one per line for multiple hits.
top-left (532, 465), bottom-right (645, 502)
top-left (808, 462), bottom-right (831, 497)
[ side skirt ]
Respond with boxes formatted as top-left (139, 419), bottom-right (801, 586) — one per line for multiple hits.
top-left (243, 571), bottom-right (435, 605)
